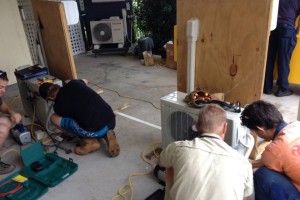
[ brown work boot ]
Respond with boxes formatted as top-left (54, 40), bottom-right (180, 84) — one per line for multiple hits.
top-left (75, 138), bottom-right (101, 155)
top-left (104, 130), bottom-right (120, 157)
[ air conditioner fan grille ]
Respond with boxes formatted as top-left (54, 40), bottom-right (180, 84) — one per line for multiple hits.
top-left (93, 23), bottom-right (112, 42)
top-left (169, 111), bottom-right (197, 141)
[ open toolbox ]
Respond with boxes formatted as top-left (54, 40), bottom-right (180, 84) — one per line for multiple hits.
top-left (0, 142), bottom-right (78, 199)
top-left (0, 172), bottom-right (48, 200)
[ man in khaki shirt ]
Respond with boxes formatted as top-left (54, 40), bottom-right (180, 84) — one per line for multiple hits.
top-left (159, 104), bottom-right (253, 200)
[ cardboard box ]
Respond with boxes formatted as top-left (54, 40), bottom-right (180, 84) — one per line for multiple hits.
top-left (166, 44), bottom-right (177, 69)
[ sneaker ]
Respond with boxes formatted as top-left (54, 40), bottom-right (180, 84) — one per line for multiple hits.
top-left (275, 89), bottom-right (293, 97)
top-left (104, 130), bottom-right (120, 157)
top-left (0, 161), bottom-right (15, 175)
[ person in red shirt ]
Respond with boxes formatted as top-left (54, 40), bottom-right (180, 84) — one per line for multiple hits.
top-left (241, 100), bottom-right (300, 199)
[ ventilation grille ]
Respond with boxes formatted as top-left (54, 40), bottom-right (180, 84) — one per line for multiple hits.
top-left (18, 0), bottom-right (85, 63)
top-left (90, 19), bottom-right (124, 45)
top-left (160, 91), bottom-right (247, 149)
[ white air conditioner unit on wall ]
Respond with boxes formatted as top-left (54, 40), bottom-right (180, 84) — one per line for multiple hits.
top-left (90, 18), bottom-right (124, 45)
top-left (161, 91), bottom-right (254, 157)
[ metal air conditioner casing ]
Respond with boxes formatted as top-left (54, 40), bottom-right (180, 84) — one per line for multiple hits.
top-left (90, 19), bottom-right (124, 45)
top-left (16, 74), bottom-right (62, 130)
top-left (161, 91), bottom-right (251, 153)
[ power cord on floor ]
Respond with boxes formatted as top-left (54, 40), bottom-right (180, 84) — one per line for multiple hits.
top-left (112, 142), bottom-right (161, 200)
top-left (6, 96), bottom-right (20, 108)
top-left (0, 149), bottom-right (21, 158)
top-left (89, 82), bottom-right (160, 110)
top-left (26, 99), bottom-right (70, 154)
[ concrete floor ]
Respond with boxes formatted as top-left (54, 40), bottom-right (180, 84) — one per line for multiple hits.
top-left (0, 52), bottom-right (299, 200)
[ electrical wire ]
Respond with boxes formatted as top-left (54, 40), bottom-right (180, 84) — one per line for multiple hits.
top-left (27, 98), bottom-right (66, 154)
top-left (0, 149), bottom-right (21, 158)
top-left (29, 103), bottom-right (47, 141)
top-left (6, 96), bottom-right (20, 107)
top-left (30, 101), bottom-right (56, 140)
top-left (30, 103), bottom-right (37, 141)
top-left (111, 142), bottom-right (161, 200)
top-left (89, 82), bottom-right (160, 110)
top-left (91, 81), bottom-right (162, 199)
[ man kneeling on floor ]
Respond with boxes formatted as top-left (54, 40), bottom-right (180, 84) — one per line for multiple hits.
top-left (159, 104), bottom-right (253, 200)
top-left (39, 79), bottom-right (120, 157)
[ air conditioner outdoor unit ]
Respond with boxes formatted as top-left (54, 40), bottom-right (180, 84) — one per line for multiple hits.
top-left (90, 18), bottom-right (124, 45)
top-left (15, 73), bottom-right (62, 130)
top-left (161, 91), bottom-right (254, 157)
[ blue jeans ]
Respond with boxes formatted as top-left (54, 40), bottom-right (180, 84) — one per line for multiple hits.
top-left (264, 24), bottom-right (297, 93)
top-left (254, 167), bottom-right (300, 200)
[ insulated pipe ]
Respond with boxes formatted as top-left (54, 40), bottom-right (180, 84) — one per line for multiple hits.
top-left (122, 8), bottom-right (128, 37)
top-left (186, 18), bottom-right (200, 93)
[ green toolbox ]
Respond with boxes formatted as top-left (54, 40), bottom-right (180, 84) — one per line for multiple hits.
top-left (0, 142), bottom-right (78, 199)
top-left (0, 172), bottom-right (48, 200)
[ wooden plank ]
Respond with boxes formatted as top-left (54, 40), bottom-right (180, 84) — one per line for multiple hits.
top-left (177, 0), bottom-right (273, 105)
top-left (31, 0), bottom-right (77, 81)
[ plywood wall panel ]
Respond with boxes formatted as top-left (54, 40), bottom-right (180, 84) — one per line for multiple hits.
top-left (31, 0), bottom-right (77, 81)
top-left (177, 0), bottom-right (272, 105)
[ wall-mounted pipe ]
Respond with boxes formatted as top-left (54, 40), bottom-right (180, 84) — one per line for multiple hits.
top-left (122, 8), bottom-right (128, 37)
top-left (270, 0), bottom-right (279, 31)
top-left (186, 18), bottom-right (200, 93)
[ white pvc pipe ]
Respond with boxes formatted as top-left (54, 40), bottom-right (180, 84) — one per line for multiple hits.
top-left (270, 0), bottom-right (279, 31)
top-left (186, 18), bottom-right (200, 93)
top-left (122, 8), bottom-right (128, 37)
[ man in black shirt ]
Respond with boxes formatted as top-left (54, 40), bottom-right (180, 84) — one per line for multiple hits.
top-left (39, 79), bottom-right (120, 157)
top-left (264, 0), bottom-right (300, 97)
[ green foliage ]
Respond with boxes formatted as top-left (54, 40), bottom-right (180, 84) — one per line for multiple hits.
top-left (133, 0), bottom-right (176, 50)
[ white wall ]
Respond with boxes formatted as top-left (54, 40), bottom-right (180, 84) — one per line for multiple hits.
top-left (0, 0), bottom-right (32, 85)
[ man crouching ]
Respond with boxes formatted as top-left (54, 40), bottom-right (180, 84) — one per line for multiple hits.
top-left (39, 79), bottom-right (120, 157)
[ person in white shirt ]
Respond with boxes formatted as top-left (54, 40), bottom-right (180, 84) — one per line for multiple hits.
top-left (159, 104), bottom-right (253, 200)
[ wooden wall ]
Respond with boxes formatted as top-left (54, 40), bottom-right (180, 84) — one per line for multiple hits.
top-left (32, 0), bottom-right (77, 81)
top-left (177, 0), bottom-right (273, 105)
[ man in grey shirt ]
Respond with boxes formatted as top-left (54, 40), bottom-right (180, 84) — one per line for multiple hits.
top-left (0, 70), bottom-right (22, 174)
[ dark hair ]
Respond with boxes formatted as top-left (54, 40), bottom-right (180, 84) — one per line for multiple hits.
top-left (39, 82), bottom-right (54, 100)
top-left (240, 100), bottom-right (283, 130)
top-left (0, 70), bottom-right (8, 81)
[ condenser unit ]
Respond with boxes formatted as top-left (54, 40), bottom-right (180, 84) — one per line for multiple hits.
top-left (90, 18), bottom-right (124, 45)
top-left (161, 91), bottom-right (254, 157)
top-left (15, 71), bottom-right (62, 131)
